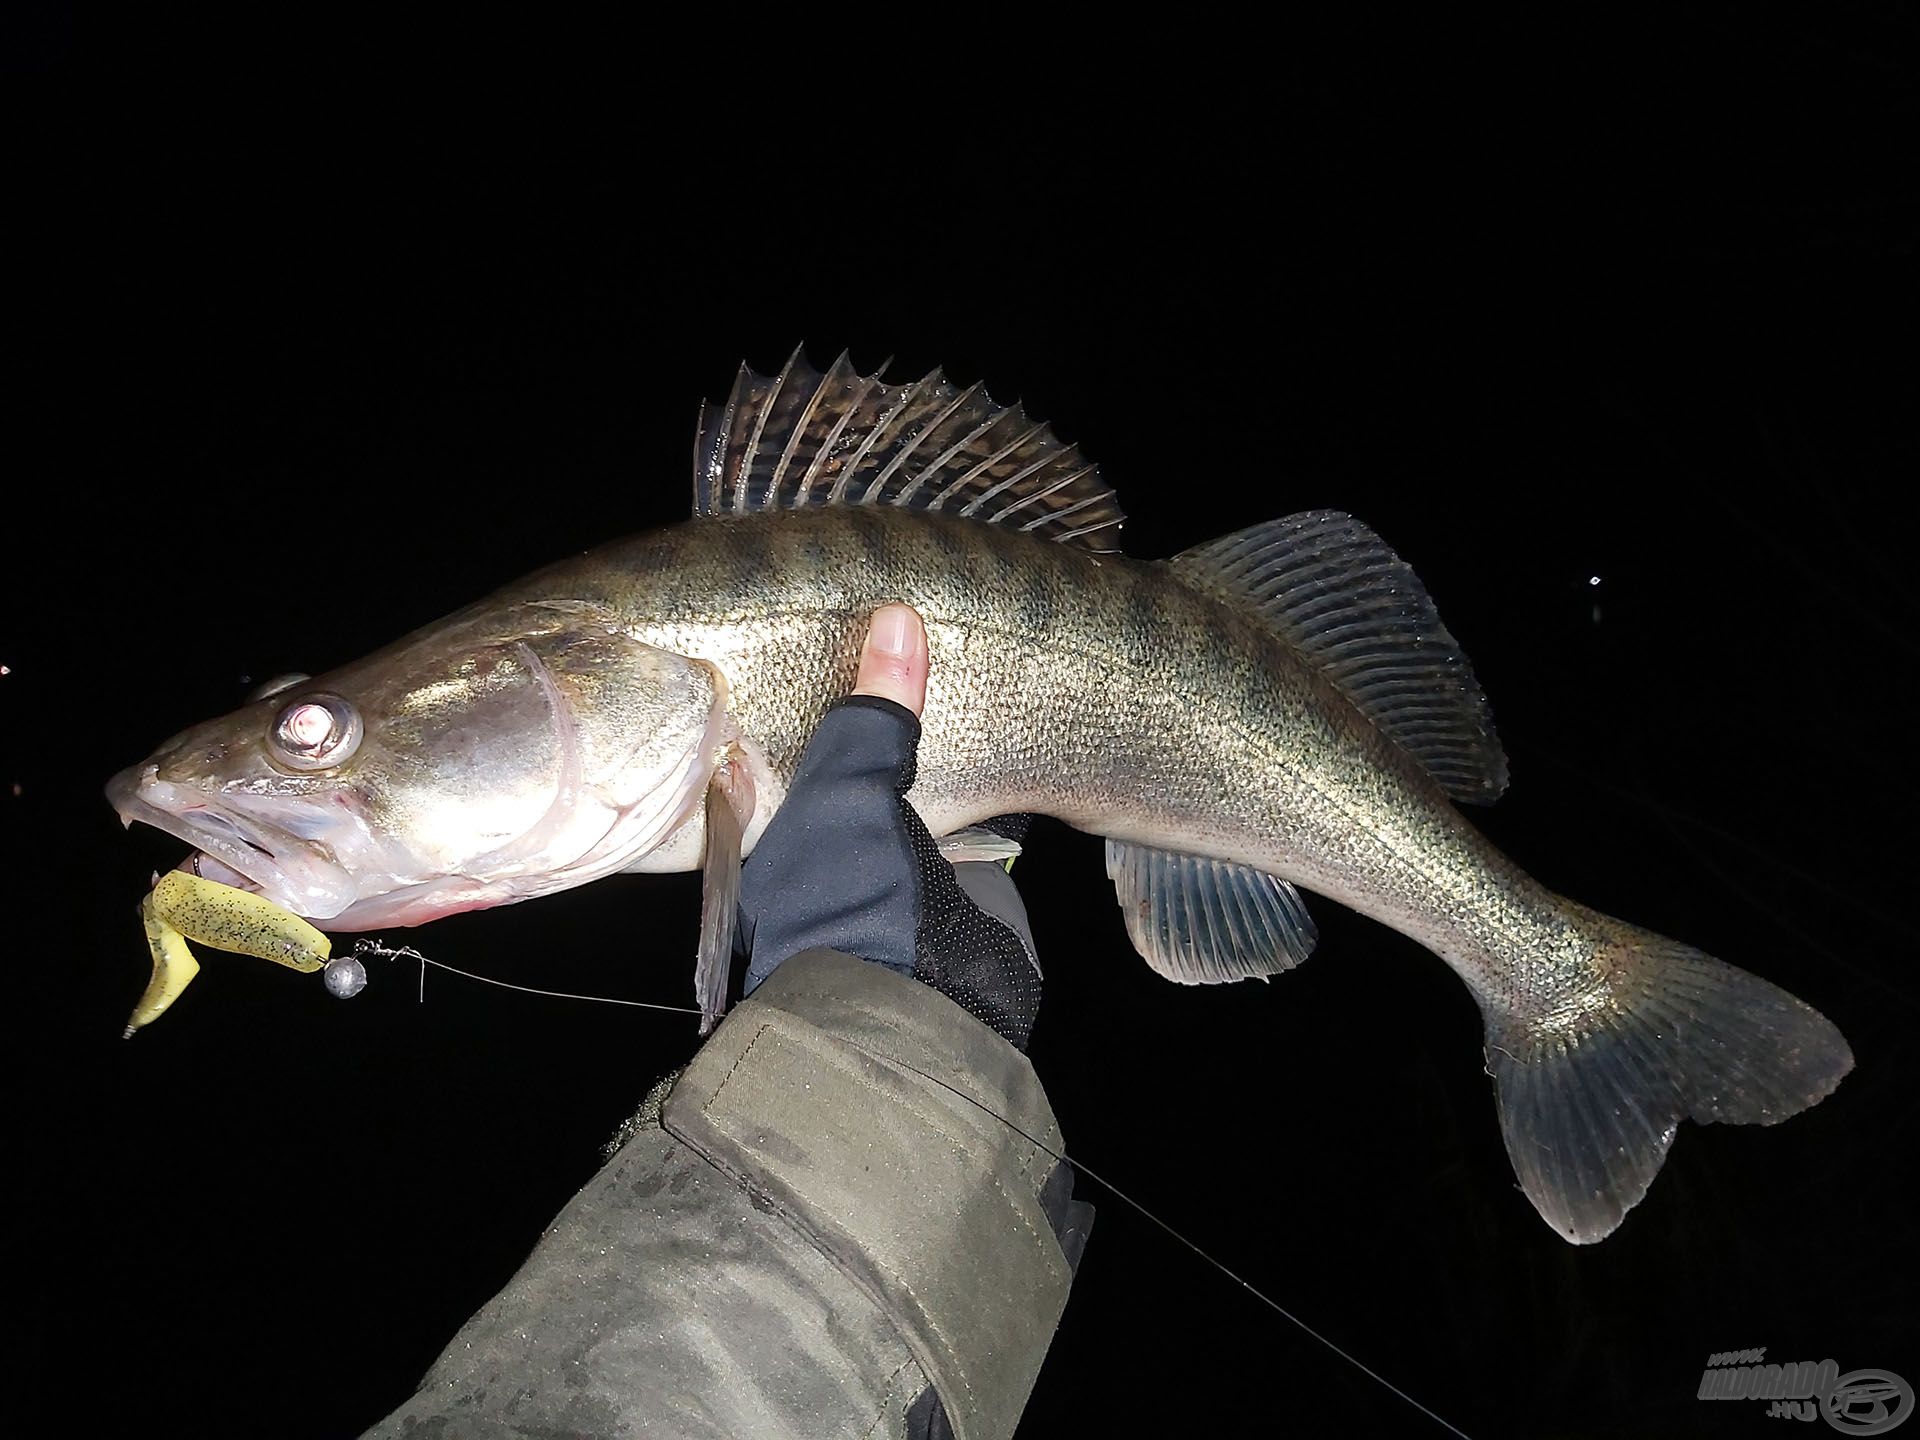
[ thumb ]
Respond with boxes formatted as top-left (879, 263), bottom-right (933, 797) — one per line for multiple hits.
top-left (852, 603), bottom-right (928, 717)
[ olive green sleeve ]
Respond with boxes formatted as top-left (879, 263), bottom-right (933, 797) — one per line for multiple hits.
top-left (359, 948), bottom-right (1089, 1440)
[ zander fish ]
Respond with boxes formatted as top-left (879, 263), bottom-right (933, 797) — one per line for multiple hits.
top-left (107, 351), bottom-right (1851, 1241)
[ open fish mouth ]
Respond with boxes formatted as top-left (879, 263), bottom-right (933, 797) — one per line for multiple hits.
top-left (106, 764), bottom-right (361, 918)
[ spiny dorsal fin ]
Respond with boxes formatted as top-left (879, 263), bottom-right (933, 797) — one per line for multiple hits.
top-left (692, 348), bottom-right (1126, 552)
top-left (1104, 839), bottom-right (1318, 984)
top-left (1173, 511), bottom-right (1509, 805)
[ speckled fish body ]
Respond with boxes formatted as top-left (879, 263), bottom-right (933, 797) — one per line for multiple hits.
top-left (108, 354), bottom-right (1851, 1242)
top-left (549, 505), bottom-right (1545, 992)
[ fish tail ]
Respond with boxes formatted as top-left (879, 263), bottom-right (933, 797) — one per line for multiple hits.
top-left (1485, 914), bottom-right (1852, 1242)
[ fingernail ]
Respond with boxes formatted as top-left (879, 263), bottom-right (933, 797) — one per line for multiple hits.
top-left (870, 604), bottom-right (914, 658)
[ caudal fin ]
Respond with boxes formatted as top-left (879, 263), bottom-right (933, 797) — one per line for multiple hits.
top-left (1486, 922), bottom-right (1852, 1243)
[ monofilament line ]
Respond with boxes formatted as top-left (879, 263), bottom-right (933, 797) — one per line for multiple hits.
top-left (867, 1047), bottom-right (1475, 1440)
top-left (353, 941), bottom-right (707, 1017)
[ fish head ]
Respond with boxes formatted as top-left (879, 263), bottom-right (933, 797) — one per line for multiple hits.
top-left (108, 606), bottom-right (730, 929)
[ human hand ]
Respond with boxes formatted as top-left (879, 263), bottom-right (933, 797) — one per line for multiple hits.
top-left (849, 601), bottom-right (928, 715)
top-left (735, 605), bottom-right (1043, 1048)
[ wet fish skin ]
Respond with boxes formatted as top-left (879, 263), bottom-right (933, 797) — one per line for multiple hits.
top-left (539, 506), bottom-right (1560, 1003)
top-left (107, 357), bottom-right (1852, 1243)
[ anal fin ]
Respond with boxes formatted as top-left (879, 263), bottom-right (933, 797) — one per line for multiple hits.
top-left (1104, 839), bottom-right (1317, 984)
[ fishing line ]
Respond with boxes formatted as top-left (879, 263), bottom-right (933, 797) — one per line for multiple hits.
top-left (355, 942), bottom-right (708, 1017)
top-left (868, 1046), bottom-right (1474, 1440)
top-left (353, 940), bottom-right (1474, 1439)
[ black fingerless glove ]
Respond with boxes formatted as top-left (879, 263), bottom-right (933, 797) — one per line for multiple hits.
top-left (737, 695), bottom-right (1043, 1049)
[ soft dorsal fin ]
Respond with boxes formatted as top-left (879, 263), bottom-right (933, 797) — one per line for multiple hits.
top-left (1173, 510), bottom-right (1509, 804)
top-left (692, 349), bottom-right (1127, 552)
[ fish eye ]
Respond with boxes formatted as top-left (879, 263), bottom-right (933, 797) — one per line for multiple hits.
top-left (248, 672), bottom-right (312, 701)
top-left (269, 693), bottom-right (362, 771)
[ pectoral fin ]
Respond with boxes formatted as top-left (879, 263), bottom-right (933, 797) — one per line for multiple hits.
top-left (695, 754), bottom-right (756, 1034)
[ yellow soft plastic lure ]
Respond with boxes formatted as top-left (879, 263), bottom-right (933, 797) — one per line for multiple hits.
top-left (126, 869), bottom-right (331, 1036)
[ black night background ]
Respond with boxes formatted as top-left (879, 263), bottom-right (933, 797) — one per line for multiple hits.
top-left (8, 13), bottom-right (1916, 1437)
